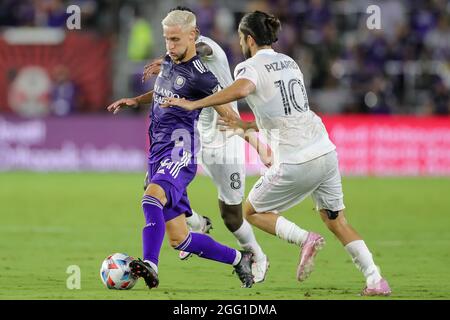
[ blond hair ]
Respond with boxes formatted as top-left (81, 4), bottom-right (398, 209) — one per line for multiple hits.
top-left (161, 10), bottom-right (196, 32)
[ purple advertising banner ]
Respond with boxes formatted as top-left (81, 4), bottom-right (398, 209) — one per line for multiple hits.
top-left (0, 116), bottom-right (148, 171)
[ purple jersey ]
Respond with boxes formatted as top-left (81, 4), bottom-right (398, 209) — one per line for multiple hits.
top-left (149, 54), bottom-right (220, 163)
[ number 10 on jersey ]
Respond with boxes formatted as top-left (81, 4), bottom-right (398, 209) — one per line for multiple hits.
top-left (274, 79), bottom-right (310, 115)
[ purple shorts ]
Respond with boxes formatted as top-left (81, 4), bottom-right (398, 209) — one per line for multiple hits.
top-left (146, 148), bottom-right (197, 222)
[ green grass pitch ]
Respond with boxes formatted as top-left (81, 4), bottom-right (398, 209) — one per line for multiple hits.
top-left (1, 172), bottom-right (449, 300)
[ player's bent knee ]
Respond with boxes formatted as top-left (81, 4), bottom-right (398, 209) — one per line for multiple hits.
top-left (145, 183), bottom-right (167, 205)
top-left (325, 209), bottom-right (340, 220)
top-left (321, 209), bottom-right (347, 229)
top-left (165, 215), bottom-right (190, 248)
top-left (243, 200), bottom-right (256, 219)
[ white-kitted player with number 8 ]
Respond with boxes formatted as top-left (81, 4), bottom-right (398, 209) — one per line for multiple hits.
top-left (163, 10), bottom-right (391, 296)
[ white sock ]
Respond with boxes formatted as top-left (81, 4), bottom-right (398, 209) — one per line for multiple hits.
top-left (275, 216), bottom-right (309, 246)
top-left (144, 260), bottom-right (158, 274)
top-left (232, 250), bottom-right (242, 266)
top-left (345, 240), bottom-right (382, 287)
top-left (233, 219), bottom-right (265, 261)
top-left (186, 210), bottom-right (203, 232)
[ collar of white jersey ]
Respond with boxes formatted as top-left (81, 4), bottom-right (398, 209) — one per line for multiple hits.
top-left (255, 48), bottom-right (276, 56)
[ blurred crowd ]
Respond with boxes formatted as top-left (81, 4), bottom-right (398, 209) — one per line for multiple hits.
top-left (0, 0), bottom-right (449, 116)
top-left (0, 0), bottom-right (100, 28)
top-left (187, 0), bottom-right (450, 115)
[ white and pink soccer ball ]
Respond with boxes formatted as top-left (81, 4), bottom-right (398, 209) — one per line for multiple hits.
top-left (100, 253), bottom-right (138, 290)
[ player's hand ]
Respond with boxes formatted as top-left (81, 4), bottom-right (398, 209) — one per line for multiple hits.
top-left (142, 58), bottom-right (163, 83)
top-left (217, 117), bottom-right (247, 131)
top-left (161, 97), bottom-right (196, 110)
top-left (106, 98), bottom-right (138, 114)
top-left (217, 117), bottom-right (246, 138)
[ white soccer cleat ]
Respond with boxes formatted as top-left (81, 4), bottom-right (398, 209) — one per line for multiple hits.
top-left (199, 215), bottom-right (213, 234)
top-left (252, 254), bottom-right (270, 283)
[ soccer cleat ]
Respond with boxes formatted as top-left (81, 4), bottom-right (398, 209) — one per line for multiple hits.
top-left (199, 216), bottom-right (213, 234)
top-left (252, 254), bottom-right (270, 283)
top-left (361, 278), bottom-right (392, 296)
top-left (233, 251), bottom-right (255, 288)
top-left (179, 216), bottom-right (213, 260)
top-left (178, 250), bottom-right (192, 260)
top-left (129, 258), bottom-right (159, 289)
top-left (297, 232), bottom-right (325, 282)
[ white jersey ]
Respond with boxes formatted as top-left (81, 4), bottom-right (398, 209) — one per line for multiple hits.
top-left (234, 49), bottom-right (335, 165)
top-left (196, 35), bottom-right (239, 148)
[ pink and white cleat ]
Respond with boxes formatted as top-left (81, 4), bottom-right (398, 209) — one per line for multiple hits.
top-left (361, 278), bottom-right (392, 296)
top-left (297, 232), bottom-right (325, 282)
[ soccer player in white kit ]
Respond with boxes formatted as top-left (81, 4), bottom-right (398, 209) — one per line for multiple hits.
top-left (163, 10), bottom-right (392, 296)
top-left (142, 6), bottom-right (269, 283)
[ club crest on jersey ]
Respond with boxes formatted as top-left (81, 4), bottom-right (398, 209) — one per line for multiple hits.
top-left (174, 76), bottom-right (186, 90)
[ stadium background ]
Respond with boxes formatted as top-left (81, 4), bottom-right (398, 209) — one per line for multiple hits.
top-left (0, 0), bottom-right (449, 300)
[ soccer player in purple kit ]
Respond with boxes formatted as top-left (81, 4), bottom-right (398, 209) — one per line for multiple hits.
top-left (107, 9), bottom-right (254, 289)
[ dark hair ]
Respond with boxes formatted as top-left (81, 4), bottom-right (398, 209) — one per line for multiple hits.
top-left (169, 6), bottom-right (195, 15)
top-left (239, 11), bottom-right (281, 46)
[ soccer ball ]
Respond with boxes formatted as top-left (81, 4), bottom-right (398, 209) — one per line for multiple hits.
top-left (100, 253), bottom-right (138, 290)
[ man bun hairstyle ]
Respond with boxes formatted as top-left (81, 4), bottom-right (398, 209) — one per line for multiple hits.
top-left (169, 6), bottom-right (195, 14)
top-left (239, 11), bottom-right (281, 46)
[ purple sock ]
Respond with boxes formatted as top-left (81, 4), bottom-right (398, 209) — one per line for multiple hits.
top-left (141, 195), bottom-right (165, 267)
top-left (175, 232), bottom-right (237, 265)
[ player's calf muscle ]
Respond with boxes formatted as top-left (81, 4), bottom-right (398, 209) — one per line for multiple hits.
top-left (219, 200), bottom-right (243, 232)
top-left (320, 210), bottom-right (361, 244)
top-left (166, 216), bottom-right (189, 248)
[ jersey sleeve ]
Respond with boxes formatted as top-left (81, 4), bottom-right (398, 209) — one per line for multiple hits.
top-left (234, 62), bottom-right (258, 87)
top-left (193, 69), bottom-right (221, 99)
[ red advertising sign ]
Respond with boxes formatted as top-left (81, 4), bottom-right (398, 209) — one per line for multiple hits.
top-left (322, 115), bottom-right (450, 176)
top-left (1, 114), bottom-right (449, 175)
top-left (242, 114), bottom-right (450, 176)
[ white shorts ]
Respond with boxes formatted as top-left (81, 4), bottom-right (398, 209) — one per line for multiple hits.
top-left (248, 151), bottom-right (345, 213)
top-left (199, 135), bottom-right (245, 205)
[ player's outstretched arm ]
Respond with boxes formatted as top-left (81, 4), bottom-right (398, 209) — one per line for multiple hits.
top-left (161, 79), bottom-right (256, 110)
top-left (213, 103), bottom-right (240, 122)
top-left (218, 117), bottom-right (258, 132)
top-left (107, 91), bottom-right (154, 114)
